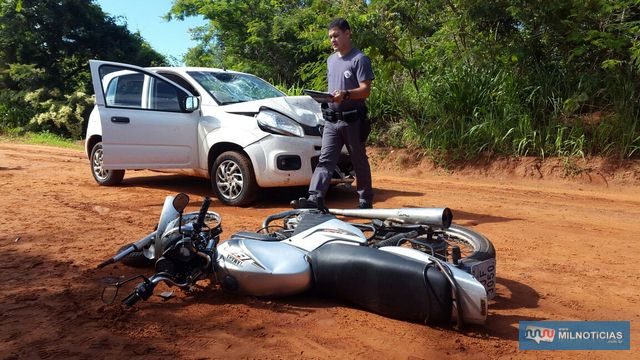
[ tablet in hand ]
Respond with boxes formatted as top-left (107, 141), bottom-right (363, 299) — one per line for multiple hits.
top-left (303, 89), bottom-right (333, 103)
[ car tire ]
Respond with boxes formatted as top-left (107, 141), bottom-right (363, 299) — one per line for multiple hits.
top-left (90, 142), bottom-right (125, 186)
top-left (211, 151), bottom-right (258, 206)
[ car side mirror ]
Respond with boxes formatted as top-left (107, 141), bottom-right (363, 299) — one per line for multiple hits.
top-left (183, 96), bottom-right (200, 113)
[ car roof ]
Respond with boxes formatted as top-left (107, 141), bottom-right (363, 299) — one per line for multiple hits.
top-left (148, 67), bottom-right (247, 75)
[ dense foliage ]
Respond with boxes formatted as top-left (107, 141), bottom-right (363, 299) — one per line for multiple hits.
top-left (170, 0), bottom-right (640, 159)
top-left (1, 0), bottom-right (638, 159)
top-left (0, 0), bottom-right (166, 138)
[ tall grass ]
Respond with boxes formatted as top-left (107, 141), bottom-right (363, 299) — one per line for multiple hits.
top-left (365, 61), bottom-right (640, 160)
top-left (277, 57), bottom-right (639, 160)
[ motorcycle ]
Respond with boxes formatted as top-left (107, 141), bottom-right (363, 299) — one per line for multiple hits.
top-left (98, 193), bottom-right (496, 328)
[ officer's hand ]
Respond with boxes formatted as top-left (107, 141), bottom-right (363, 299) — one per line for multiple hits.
top-left (332, 90), bottom-right (344, 103)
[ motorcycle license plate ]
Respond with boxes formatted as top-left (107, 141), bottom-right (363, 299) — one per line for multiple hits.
top-left (471, 258), bottom-right (496, 300)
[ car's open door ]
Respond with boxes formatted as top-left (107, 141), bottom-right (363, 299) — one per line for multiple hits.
top-left (89, 60), bottom-right (200, 170)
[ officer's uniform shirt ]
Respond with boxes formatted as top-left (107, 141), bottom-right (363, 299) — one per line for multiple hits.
top-left (327, 48), bottom-right (375, 112)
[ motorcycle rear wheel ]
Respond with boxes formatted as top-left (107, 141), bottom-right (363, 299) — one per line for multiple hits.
top-left (438, 224), bottom-right (495, 267)
top-left (377, 224), bottom-right (495, 268)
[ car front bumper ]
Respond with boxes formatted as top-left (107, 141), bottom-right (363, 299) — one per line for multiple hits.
top-left (245, 134), bottom-right (353, 188)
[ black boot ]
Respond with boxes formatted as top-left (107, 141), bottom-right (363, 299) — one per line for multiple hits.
top-left (291, 197), bottom-right (318, 209)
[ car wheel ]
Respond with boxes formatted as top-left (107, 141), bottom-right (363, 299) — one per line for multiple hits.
top-left (90, 142), bottom-right (125, 186)
top-left (211, 151), bottom-right (257, 206)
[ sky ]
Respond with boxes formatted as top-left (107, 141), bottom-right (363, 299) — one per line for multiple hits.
top-left (94, 0), bottom-right (205, 64)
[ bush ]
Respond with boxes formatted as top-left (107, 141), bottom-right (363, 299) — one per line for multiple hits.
top-left (24, 90), bottom-right (94, 139)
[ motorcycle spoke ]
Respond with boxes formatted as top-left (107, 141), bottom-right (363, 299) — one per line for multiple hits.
top-left (441, 233), bottom-right (474, 258)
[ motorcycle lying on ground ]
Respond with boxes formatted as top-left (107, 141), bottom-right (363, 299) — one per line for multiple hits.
top-left (98, 193), bottom-right (496, 328)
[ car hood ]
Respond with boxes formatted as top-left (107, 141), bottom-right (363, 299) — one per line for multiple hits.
top-left (219, 96), bottom-right (323, 127)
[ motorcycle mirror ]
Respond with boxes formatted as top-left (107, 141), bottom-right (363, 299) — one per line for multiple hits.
top-left (172, 193), bottom-right (190, 213)
top-left (101, 284), bottom-right (119, 305)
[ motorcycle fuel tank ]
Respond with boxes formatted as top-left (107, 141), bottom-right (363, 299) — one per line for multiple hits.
top-left (216, 238), bottom-right (312, 297)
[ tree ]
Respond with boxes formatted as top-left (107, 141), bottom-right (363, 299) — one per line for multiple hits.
top-left (169, 0), bottom-right (340, 85)
top-left (0, 0), bottom-right (167, 136)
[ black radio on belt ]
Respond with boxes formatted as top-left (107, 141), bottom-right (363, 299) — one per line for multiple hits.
top-left (322, 107), bottom-right (366, 123)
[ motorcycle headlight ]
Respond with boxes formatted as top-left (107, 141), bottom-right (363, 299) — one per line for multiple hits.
top-left (256, 109), bottom-right (304, 137)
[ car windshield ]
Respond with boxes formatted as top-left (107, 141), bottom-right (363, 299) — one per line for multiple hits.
top-left (187, 71), bottom-right (284, 105)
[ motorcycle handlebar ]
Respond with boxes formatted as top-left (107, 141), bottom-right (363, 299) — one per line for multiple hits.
top-left (122, 278), bottom-right (159, 307)
top-left (96, 258), bottom-right (115, 269)
top-left (193, 197), bottom-right (212, 232)
top-left (122, 291), bottom-right (141, 307)
top-left (121, 274), bottom-right (190, 307)
top-left (96, 231), bottom-right (156, 269)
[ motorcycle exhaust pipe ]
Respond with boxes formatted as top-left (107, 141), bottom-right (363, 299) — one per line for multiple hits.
top-left (328, 207), bottom-right (453, 228)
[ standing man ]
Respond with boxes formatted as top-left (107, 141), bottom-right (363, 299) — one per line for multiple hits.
top-left (297, 18), bottom-right (375, 209)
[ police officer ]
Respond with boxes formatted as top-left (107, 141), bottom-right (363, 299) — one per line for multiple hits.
top-left (297, 18), bottom-right (375, 209)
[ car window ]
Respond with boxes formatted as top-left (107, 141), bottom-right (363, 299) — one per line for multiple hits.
top-left (106, 73), bottom-right (143, 108)
top-left (99, 65), bottom-right (187, 112)
top-left (157, 72), bottom-right (200, 96)
top-left (187, 71), bottom-right (284, 105)
top-left (149, 78), bottom-right (182, 111)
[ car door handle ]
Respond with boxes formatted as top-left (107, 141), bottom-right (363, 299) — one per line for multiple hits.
top-left (111, 116), bottom-right (130, 124)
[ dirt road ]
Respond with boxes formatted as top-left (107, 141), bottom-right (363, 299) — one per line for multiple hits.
top-left (1, 143), bottom-right (638, 359)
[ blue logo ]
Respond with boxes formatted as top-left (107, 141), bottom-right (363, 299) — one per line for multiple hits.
top-left (519, 321), bottom-right (630, 350)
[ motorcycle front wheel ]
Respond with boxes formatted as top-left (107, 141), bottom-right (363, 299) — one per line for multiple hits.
top-left (116, 245), bottom-right (155, 268)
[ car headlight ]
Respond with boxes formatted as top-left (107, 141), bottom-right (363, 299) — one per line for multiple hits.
top-left (256, 109), bottom-right (304, 137)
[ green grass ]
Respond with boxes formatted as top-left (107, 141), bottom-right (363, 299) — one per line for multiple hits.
top-left (0, 130), bottom-right (82, 149)
top-left (366, 62), bottom-right (640, 160)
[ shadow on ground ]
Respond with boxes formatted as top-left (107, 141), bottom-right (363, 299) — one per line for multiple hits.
top-left (462, 276), bottom-right (542, 341)
top-left (450, 209), bottom-right (520, 225)
top-left (119, 173), bottom-right (427, 209)
top-left (0, 247), bottom-right (183, 358)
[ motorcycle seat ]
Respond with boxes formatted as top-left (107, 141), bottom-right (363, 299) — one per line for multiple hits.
top-left (307, 243), bottom-right (452, 325)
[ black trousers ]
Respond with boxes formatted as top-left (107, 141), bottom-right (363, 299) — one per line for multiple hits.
top-left (308, 118), bottom-right (373, 204)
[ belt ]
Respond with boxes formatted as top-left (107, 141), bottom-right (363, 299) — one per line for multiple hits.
top-left (322, 107), bottom-right (366, 123)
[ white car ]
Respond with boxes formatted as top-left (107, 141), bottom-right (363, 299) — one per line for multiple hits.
top-left (86, 60), bottom-right (352, 206)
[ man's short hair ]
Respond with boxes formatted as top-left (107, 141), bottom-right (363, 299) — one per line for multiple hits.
top-left (328, 18), bottom-right (350, 32)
